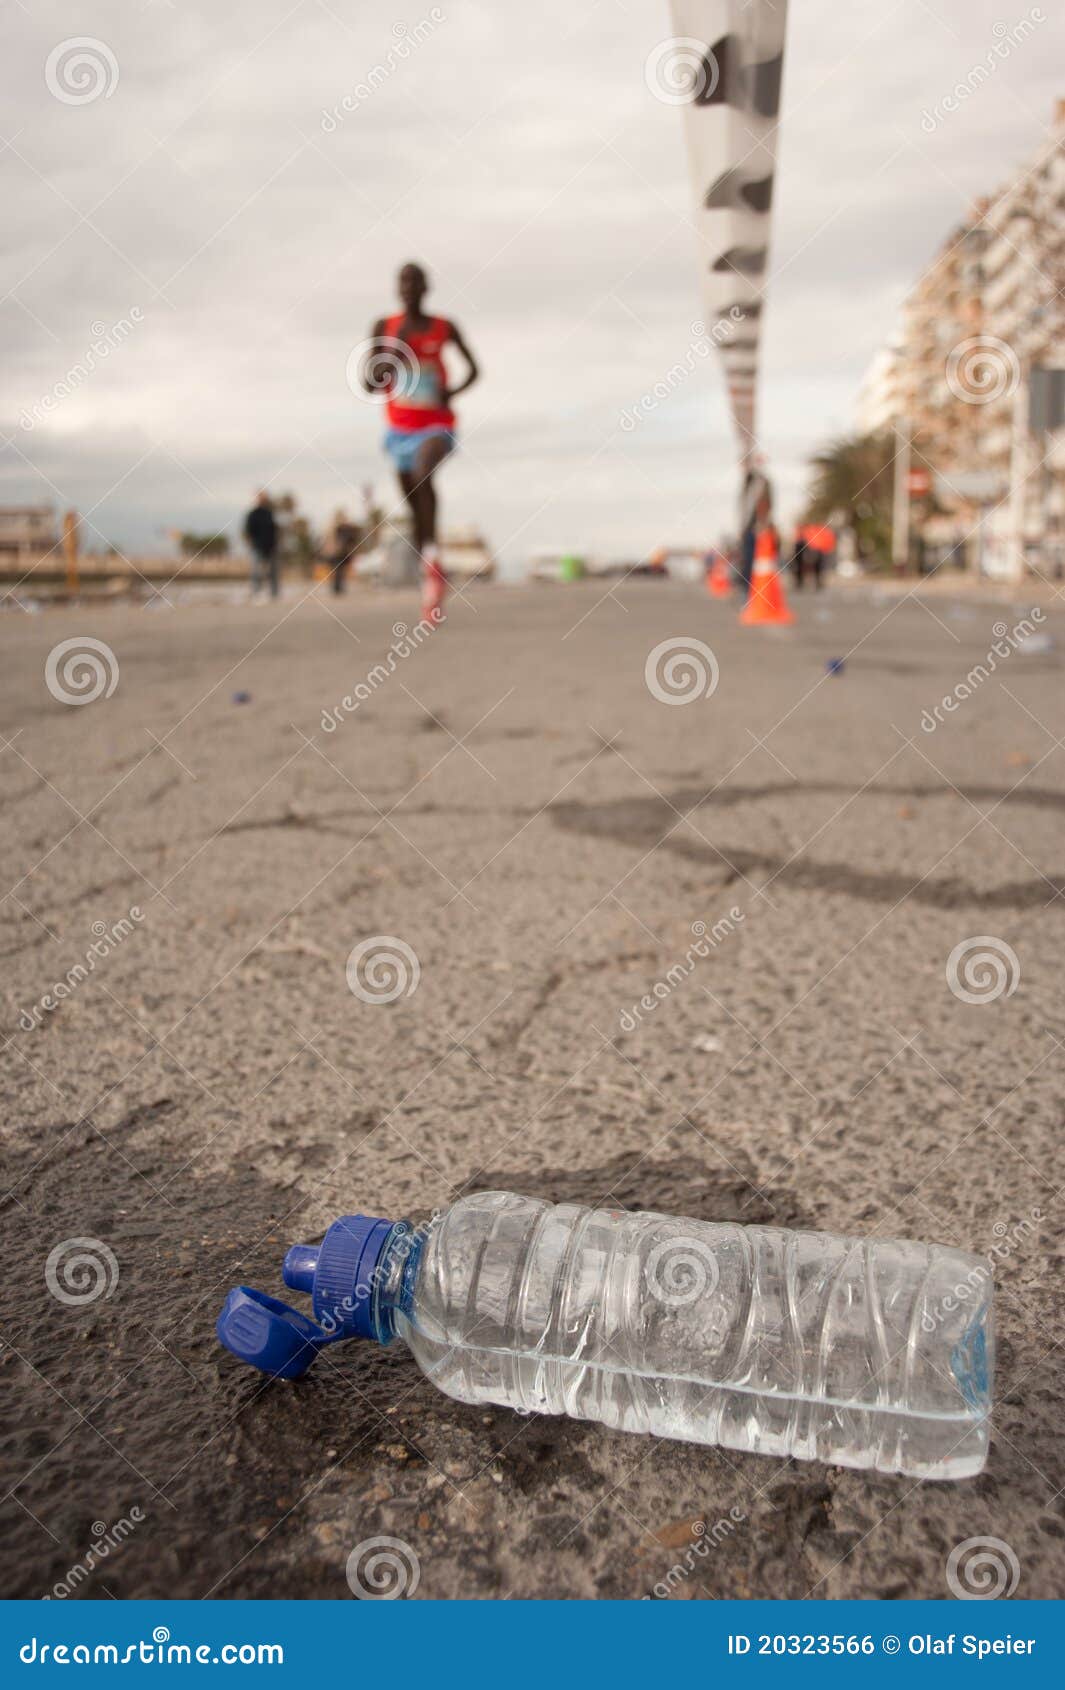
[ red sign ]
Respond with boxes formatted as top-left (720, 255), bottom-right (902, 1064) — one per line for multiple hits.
top-left (907, 468), bottom-right (931, 496)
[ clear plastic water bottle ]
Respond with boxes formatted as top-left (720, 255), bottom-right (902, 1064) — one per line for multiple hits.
top-left (217, 1191), bottom-right (992, 1479)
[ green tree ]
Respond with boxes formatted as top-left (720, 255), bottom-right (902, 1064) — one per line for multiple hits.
top-left (805, 431), bottom-right (896, 568)
top-left (179, 531), bottom-right (229, 558)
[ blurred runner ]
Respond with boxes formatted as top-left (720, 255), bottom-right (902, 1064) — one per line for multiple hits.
top-left (322, 507), bottom-right (361, 596)
top-left (365, 263), bottom-right (479, 623)
top-left (243, 491), bottom-right (280, 600)
top-left (797, 522), bottom-right (835, 590)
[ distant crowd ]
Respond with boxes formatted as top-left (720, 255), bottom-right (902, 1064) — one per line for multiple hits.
top-left (241, 490), bottom-right (381, 600)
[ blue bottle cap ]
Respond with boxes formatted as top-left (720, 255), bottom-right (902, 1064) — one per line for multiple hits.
top-left (293, 1214), bottom-right (396, 1340)
top-left (216, 1214), bottom-right (401, 1378)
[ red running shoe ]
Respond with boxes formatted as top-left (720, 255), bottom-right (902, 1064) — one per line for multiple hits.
top-left (421, 548), bottom-right (448, 626)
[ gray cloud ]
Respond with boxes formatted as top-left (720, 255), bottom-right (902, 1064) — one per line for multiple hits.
top-left (3, 0), bottom-right (1062, 566)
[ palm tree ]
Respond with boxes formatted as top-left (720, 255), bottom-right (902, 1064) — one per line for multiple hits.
top-left (805, 431), bottom-right (896, 567)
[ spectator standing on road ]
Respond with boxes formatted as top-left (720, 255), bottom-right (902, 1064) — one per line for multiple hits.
top-left (244, 492), bottom-right (280, 600)
top-left (798, 522), bottom-right (835, 591)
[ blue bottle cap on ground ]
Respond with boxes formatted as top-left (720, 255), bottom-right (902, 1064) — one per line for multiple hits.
top-left (216, 1214), bottom-right (401, 1378)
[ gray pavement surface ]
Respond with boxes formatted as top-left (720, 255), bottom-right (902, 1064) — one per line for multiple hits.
top-left (1, 576), bottom-right (1063, 1600)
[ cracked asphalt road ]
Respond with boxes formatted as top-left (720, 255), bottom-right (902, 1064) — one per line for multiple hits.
top-left (1, 577), bottom-right (1063, 1598)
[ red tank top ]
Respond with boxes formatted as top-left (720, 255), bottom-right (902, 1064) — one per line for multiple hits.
top-left (383, 313), bottom-right (455, 430)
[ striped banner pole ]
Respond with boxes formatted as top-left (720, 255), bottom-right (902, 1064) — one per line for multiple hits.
top-left (665, 2), bottom-right (789, 490)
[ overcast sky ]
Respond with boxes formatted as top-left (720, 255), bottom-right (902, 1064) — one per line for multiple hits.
top-left (3, 0), bottom-right (1063, 569)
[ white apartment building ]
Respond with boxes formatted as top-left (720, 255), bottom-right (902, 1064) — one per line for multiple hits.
top-left (857, 103), bottom-right (1065, 577)
top-left (856, 342), bottom-right (904, 436)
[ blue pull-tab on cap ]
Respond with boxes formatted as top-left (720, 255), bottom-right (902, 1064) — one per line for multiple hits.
top-left (216, 1287), bottom-right (337, 1379)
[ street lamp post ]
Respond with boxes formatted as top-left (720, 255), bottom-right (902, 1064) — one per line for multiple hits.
top-left (892, 416), bottom-right (911, 576)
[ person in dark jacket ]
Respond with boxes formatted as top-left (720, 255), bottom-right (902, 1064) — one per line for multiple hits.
top-left (243, 492), bottom-right (280, 599)
top-left (790, 528), bottom-right (810, 588)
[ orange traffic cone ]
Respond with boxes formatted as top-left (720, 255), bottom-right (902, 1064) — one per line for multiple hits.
top-left (706, 553), bottom-right (732, 598)
top-left (740, 528), bottom-right (795, 627)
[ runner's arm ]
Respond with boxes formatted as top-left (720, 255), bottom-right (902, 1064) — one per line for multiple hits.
top-left (364, 318), bottom-right (393, 392)
top-left (444, 322), bottom-right (479, 400)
